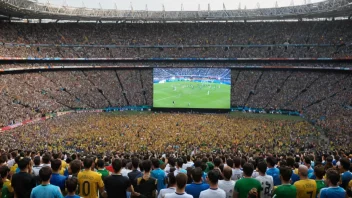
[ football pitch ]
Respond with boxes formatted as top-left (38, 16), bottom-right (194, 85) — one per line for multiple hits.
top-left (153, 81), bottom-right (231, 109)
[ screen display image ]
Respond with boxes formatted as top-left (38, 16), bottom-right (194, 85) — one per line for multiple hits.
top-left (153, 68), bottom-right (231, 109)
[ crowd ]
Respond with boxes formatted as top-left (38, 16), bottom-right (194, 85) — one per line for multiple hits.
top-left (0, 113), bottom-right (350, 198)
top-left (0, 21), bottom-right (351, 58)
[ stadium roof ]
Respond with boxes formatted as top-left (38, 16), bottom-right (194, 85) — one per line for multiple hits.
top-left (0, 0), bottom-right (351, 21)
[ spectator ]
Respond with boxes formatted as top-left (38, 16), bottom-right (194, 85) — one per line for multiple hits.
top-left (50, 159), bottom-right (67, 192)
top-left (65, 177), bottom-right (80, 198)
top-left (199, 170), bottom-right (225, 198)
top-left (30, 166), bottom-right (63, 198)
top-left (151, 158), bottom-right (166, 194)
top-left (294, 165), bottom-right (317, 198)
top-left (233, 163), bottom-right (262, 198)
top-left (266, 156), bottom-right (281, 186)
top-left (32, 156), bottom-right (42, 177)
top-left (165, 173), bottom-right (193, 198)
top-left (135, 160), bottom-right (157, 198)
top-left (0, 166), bottom-right (14, 198)
top-left (314, 165), bottom-right (326, 195)
top-left (255, 161), bottom-right (273, 198)
top-left (158, 172), bottom-right (176, 198)
top-left (218, 166), bottom-right (235, 198)
top-left (272, 166), bottom-right (297, 198)
top-left (128, 158), bottom-right (143, 185)
top-left (96, 159), bottom-right (109, 180)
top-left (11, 158), bottom-right (36, 198)
top-left (339, 158), bottom-right (352, 190)
top-left (185, 168), bottom-right (209, 198)
top-left (319, 169), bottom-right (346, 198)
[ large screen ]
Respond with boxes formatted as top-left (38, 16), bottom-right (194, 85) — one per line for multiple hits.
top-left (153, 68), bottom-right (231, 109)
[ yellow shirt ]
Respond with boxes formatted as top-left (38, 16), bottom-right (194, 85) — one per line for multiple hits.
top-left (77, 170), bottom-right (104, 198)
top-left (59, 160), bottom-right (67, 175)
top-left (3, 179), bottom-right (14, 193)
top-left (10, 164), bottom-right (18, 175)
top-left (294, 179), bottom-right (317, 198)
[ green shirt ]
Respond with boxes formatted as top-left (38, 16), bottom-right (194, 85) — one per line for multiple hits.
top-left (234, 177), bottom-right (262, 198)
top-left (2, 185), bottom-right (11, 198)
top-left (97, 169), bottom-right (110, 179)
top-left (315, 180), bottom-right (325, 195)
top-left (272, 184), bottom-right (297, 198)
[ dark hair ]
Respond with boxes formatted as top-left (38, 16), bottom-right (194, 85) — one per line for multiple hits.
top-left (326, 168), bottom-right (340, 185)
top-left (97, 159), bottom-right (105, 168)
top-left (234, 157), bottom-right (241, 168)
top-left (279, 166), bottom-right (292, 182)
top-left (304, 157), bottom-right (311, 165)
top-left (39, 166), bottom-right (52, 182)
top-left (226, 159), bottom-right (234, 168)
top-left (214, 158), bottom-right (221, 167)
top-left (175, 173), bottom-right (188, 189)
top-left (18, 158), bottom-right (31, 170)
top-left (33, 156), bottom-right (41, 166)
top-left (286, 157), bottom-right (295, 167)
top-left (0, 166), bottom-right (10, 178)
top-left (142, 160), bottom-right (152, 172)
top-left (242, 163), bottom-right (254, 177)
top-left (207, 170), bottom-right (220, 184)
top-left (42, 154), bottom-right (51, 164)
top-left (112, 159), bottom-right (122, 172)
top-left (186, 155), bottom-right (191, 162)
top-left (132, 158), bottom-right (139, 169)
top-left (340, 158), bottom-right (350, 170)
top-left (66, 177), bottom-right (78, 193)
top-left (51, 159), bottom-right (62, 171)
top-left (266, 156), bottom-right (276, 167)
top-left (167, 172), bottom-right (176, 186)
top-left (257, 161), bottom-right (267, 174)
top-left (314, 165), bottom-right (325, 179)
top-left (168, 157), bottom-right (176, 167)
top-left (177, 158), bottom-right (184, 167)
top-left (152, 158), bottom-right (160, 168)
top-left (223, 167), bottom-right (232, 180)
top-left (70, 160), bottom-right (81, 174)
top-left (83, 157), bottom-right (93, 169)
top-left (191, 167), bottom-right (203, 182)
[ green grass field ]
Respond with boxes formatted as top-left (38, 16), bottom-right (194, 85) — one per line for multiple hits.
top-left (153, 81), bottom-right (231, 109)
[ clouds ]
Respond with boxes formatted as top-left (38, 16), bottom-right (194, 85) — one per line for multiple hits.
top-left (39, 0), bottom-right (324, 11)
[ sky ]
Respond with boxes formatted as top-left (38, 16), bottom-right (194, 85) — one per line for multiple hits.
top-left (37, 0), bottom-right (325, 11)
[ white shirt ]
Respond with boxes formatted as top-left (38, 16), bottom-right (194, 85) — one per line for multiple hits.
top-left (255, 175), bottom-right (274, 198)
top-left (158, 187), bottom-right (176, 198)
top-left (232, 169), bottom-right (243, 181)
top-left (121, 168), bottom-right (132, 177)
top-left (252, 170), bottom-right (260, 178)
top-left (165, 192), bottom-right (193, 198)
top-left (199, 188), bottom-right (226, 198)
top-left (218, 180), bottom-right (236, 198)
top-left (32, 165), bottom-right (43, 176)
top-left (182, 162), bottom-right (194, 170)
top-left (7, 159), bottom-right (15, 168)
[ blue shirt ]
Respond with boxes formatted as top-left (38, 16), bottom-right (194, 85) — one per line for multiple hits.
top-left (266, 167), bottom-right (281, 186)
top-left (151, 168), bottom-right (166, 193)
top-left (308, 167), bottom-right (314, 175)
top-left (319, 186), bottom-right (346, 198)
top-left (50, 173), bottom-right (67, 191)
top-left (30, 184), bottom-right (63, 198)
top-left (291, 171), bottom-right (300, 184)
top-left (185, 183), bottom-right (210, 198)
top-left (340, 171), bottom-right (352, 189)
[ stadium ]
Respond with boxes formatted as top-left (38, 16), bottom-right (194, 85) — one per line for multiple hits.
top-left (0, 0), bottom-right (351, 197)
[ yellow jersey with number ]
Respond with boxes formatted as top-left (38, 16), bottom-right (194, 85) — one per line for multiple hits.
top-left (77, 170), bottom-right (104, 198)
top-left (293, 179), bottom-right (317, 198)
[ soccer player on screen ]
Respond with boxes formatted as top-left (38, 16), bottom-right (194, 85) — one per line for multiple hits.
top-left (173, 101), bottom-right (175, 106)
top-left (207, 90), bottom-right (210, 95)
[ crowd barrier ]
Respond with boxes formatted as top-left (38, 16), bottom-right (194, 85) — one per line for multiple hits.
top-left (0, 43), bottom-right (340, 48)
top-left (1, 65), bottom-right (351, 73)
top-left (231, 106), bottom-right (301, 116)
top-left (0, 57), bottom-right (352, 61)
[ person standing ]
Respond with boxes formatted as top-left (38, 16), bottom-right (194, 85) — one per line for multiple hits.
top-left (11, 158), bottom-right (36, 198)
top-left (233, 163), bottom-right (262, 198)
top-left (165, 173), bottom-right (193, 198)
top-left (151, 159), bottom-right (166, 195)
top-left (272, 166), bottom-right (297, 198)
top-left (319, 169), bottom-right (346, 198)
top-left (255, 161), bottom-right (274, 198)
top-left (185, 168), bottom-right (209, 198)
top-left (218, 166), bottom-right (235, 198)
top-left (266, 157), bottom-right (281, 186)
top-left (294, 165), bottom-right (317, 198)
top-left (158, 173), bottom-right (176, 198)
top-left (199, 170), bottom-right (226, 198)
top-left (30, 166), bottom-right (63, 198)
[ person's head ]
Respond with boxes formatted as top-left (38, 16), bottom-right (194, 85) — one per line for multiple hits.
top-left (266, 156), bottom-right (276, 168)
top-left (257, 161), bottom-right (267, 174)
top-left (168, 157), bottom-right (176, 167)
top-left (42, 154), bottom-right (51, 164)
top-left (18, 158), bottom-right (31, 171)
top-left (152, 158), bottom-right (160, 169)
top-left (166, 172), bottom-right (176, 187)
top-left (234, 157), bottom-right (241, 168)
top-left (298, 165), bottom-right (308, 178)
top-left (33, 156), bottom-right (41, 166)
top-left (279, 166), bottom-right (292, 183)
top-left (83, 157), bottom-right (94, 169)
top-left (186, 155), bottom-right (191, 162)
top-left (325, 168), bottom-right (340, 186)
top-left (314, 165), bottom-right (325, 180)
top-left (243, 163), bottom-right (254, 177)
top-left (191, 167), bottom-right (203, 183)
top-left (175, 173), bottom-right (188, 190)
top-left (69, 160), bottom-right (81, 175)
top-left (206, 169), bottom-right (220, 185)
top-left (339, 158), bottom-right (350, 171)
top-left (0, 166), bottom-right (10, 179)
top-left (304, 157), bottom-right (311, 167)
top-left (66, 177), bottom-right (79, 193)
top-left (112, 159), bottom-right (122, 173)
top-left (226, 159), bottom-right (234, 168)
top-left (97, 159), bottom-right (105, 169)
top-left (39, 166), bottom-right (52, 182)
top-left (132, 158), bottom-right (139, 169)
top-left (176, 158), bottom-right (184, 168)
top-left (142, 160), bottom-right (152, 173)
top-left (213, 158), bottom-right (221, 167)
top-left (222, 166), bottom-right (232, 181)
top-left (286, 157), bottom-right (295, 168)
top-left (51, 159), bottom-right (62, 172)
